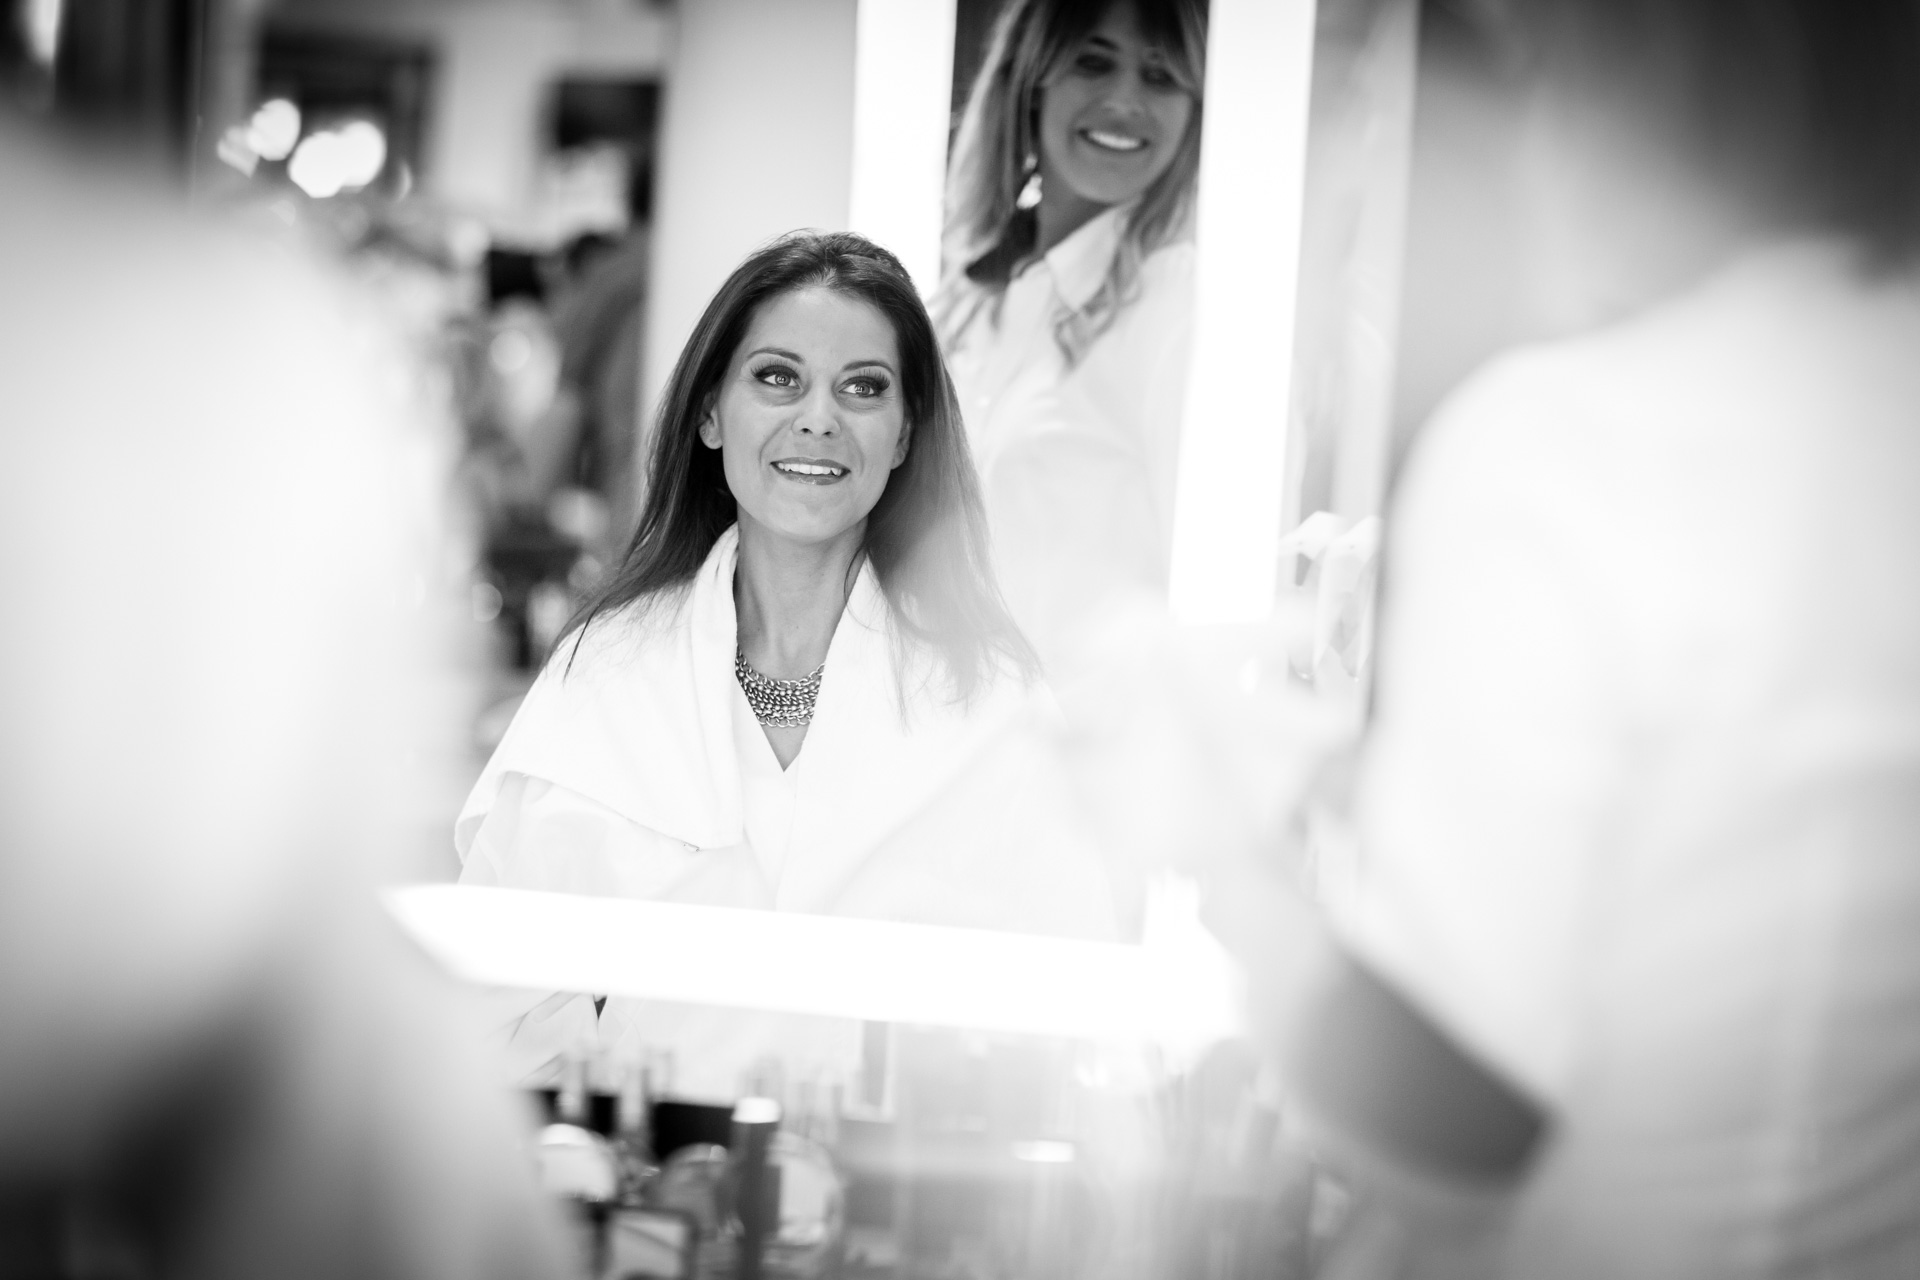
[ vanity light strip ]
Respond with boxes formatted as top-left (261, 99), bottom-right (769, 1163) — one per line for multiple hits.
top-left (385, 883), bottom-right (1243, 1045)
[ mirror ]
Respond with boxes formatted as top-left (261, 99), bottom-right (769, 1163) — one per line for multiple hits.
top-left (207, 0), bottom-right (1419, 1023)
top-left (183, 0), bottom-right (1414, 1090)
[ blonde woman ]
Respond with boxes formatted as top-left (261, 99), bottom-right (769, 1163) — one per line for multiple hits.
top-left (935, 0), bottom-right (1207, 679)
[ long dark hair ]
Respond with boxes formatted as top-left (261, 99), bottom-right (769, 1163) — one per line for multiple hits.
top-left (565, 230), bottom-right (1037, 701)
top-left (932, 0), bottom-right (1209, 365)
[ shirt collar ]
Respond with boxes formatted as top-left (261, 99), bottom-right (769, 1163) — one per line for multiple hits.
top-left (1031, 204), bottom-right (1128, 313)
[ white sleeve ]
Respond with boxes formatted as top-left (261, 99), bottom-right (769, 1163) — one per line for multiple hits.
top-left (457, 773), bottom-right (719, 1078)
top-left (1335, 353), bottom-right (1632, 1106)
top-left (458, 772), bottom-right (706, 900)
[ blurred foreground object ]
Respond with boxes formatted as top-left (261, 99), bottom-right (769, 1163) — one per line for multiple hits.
top-left (1197, 1), bottom-right (1920, 1276)
top-left (0, 124), bottom-right (566, 1278)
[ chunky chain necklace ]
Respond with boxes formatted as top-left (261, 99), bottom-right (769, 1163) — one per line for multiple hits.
top-left (735, 649), bottom-right (825, 728)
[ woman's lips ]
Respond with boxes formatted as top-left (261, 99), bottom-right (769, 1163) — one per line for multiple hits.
top-left (772, 458), bottom-right (849, 484)
top-left (1081, 127), bottom-right (1148, 154)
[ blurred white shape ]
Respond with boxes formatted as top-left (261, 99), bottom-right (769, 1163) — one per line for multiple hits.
top-left (287, 120), bottom-right (387, 199)
top-left (472, 580), bottom-right (504, 623)
top-left (527, 581), bottom-right (572, 657)
top-left (1011, 1141), bottom-right (1075, 1164)
top-left (448, 217), bottom-right (491, 268)
top-left (216, 125), bottom-right (260, 176)
top-left (734, 1096), bottom-right (781, 1124)
top-left (547, 487), bottom-right (611, 547)
top-left (246, 98), bottom-right (302, 163)
top-left (335, 120), bottom-right (388, 188)
top-left (847, 0), bottom-right (955, 296)
top-left (24, 0), bottom-right (62, 65)
top-left (537, 1124), bottom-right (618, 1202)
top-left (1314, 515), bottom-right (1380, 670)
top-left (534, 143), bottom-right (630, 243)
top-left (1275, 510), bottom-right (1346, 575)
top-left (1237, 657), bottom-right (1262, 695)
top-left (489, 328), bottom-right (533, 374)
top-left (1269, 511), bottom-right (1383, 678)
top-left (1168, 0), bottom-right (1319, 625)
top-left (1139, 871), bottom-right (1244, 1061)
top-left (289, 132), bottom-right (346, 199)
top-left (385, 884), bottom-right (1245, 1045)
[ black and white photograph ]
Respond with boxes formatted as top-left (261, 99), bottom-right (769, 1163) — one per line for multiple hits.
top-left (3, 1), bottom-right (1919, 1277)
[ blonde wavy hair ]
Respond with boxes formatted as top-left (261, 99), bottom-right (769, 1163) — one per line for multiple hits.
top-left (931, 0), bottom-right (1208, 367)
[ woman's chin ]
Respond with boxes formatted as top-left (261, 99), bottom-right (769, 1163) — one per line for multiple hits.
top-left (1056, 152), bottom-right (1171, 209)
top-left (737, 505), bottom-right (873, 554)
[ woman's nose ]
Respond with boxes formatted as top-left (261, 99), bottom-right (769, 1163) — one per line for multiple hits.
top-left (1102, 66), bottom-right (1154, 111)
top-left (792, 386), bottom-right (839, 436)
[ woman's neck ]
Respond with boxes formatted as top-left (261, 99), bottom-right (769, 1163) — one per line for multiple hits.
top-left (732, 519), bottom-right (863, 678)
top-left (1034, 161), bottom-right (1110, 256)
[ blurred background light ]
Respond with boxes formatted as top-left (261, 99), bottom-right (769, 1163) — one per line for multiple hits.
top-left (23, 0), bottom-right (62, 66)
top-left (447, 217), bottom-right (491, 268)
top-left (472, 581), bottom-right (504, 624)
top-left (1010, 1141), bottom-right (1075, 1164)
top-left (246, 98), bottom-right (302, 162)
top-left (288, 119), bottom-right (387, 199)
top-left (489, 328), bottom-right (533, 375)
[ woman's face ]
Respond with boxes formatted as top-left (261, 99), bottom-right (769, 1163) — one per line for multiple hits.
top-left (700, 286), bottom-right (909, 551)
top-left (1036, 1), bottom-right (1196, 210)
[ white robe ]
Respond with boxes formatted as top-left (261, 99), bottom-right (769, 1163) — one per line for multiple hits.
top-left (456, 525), bottom-right (1119, 1097)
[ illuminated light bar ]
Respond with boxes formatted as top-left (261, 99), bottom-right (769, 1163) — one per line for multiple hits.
top-left (848, 0), bottom-right (956, 296)
top-left (385, 884), bottom-right (1242, 1044)
top-left (1168, 0), bottom-right (1319, 625)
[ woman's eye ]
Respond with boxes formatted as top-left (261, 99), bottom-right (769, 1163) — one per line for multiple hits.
top-left (844, 376), bottom-right (889, 399)
top-left (1142, 64), bottom-right (1178, 89)
top-left (755, 365), bottom-right (799, 389)
top-left (1074, 52), bottom-right (1116, 76)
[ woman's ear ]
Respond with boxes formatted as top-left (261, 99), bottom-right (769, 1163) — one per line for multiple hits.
top-left (891, 420), bottom-right (912, 468)
top-left (698, 411), bottom-right (723, 451)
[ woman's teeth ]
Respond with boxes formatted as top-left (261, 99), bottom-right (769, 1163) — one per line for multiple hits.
top-left (1083, 129), bottom-right (1146, 153)
top-left (774, 461), bottom-right (847, 477)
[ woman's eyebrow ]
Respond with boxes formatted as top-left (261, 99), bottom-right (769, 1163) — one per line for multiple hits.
top-left (841, 357), bottom-right (898, 375)
top-left (1084, 34), bottom-right (1120, 52)
top-left (746, 346), bottom-right (806, 363)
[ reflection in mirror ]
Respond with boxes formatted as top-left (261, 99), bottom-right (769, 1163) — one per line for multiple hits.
top-left (937, 0), bottom-right (1209, 684)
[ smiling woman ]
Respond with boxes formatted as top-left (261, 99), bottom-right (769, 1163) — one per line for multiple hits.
top-left (454, 232), bottom-right (1125, 1095)
top-left (935, 0), bottom-right (1209, 680)
top-left (700, 285), bottom-right (914, 764)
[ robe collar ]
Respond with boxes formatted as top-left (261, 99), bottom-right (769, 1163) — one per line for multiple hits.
top-left (457, 525), bottom-right (1026, 898)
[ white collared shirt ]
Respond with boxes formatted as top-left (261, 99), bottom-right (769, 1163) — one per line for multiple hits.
top-left (944, 207), bottom-right (1195, 678)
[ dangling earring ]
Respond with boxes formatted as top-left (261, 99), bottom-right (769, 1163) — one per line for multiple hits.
top-left (1016, 153), bottom-right (1042, 211)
